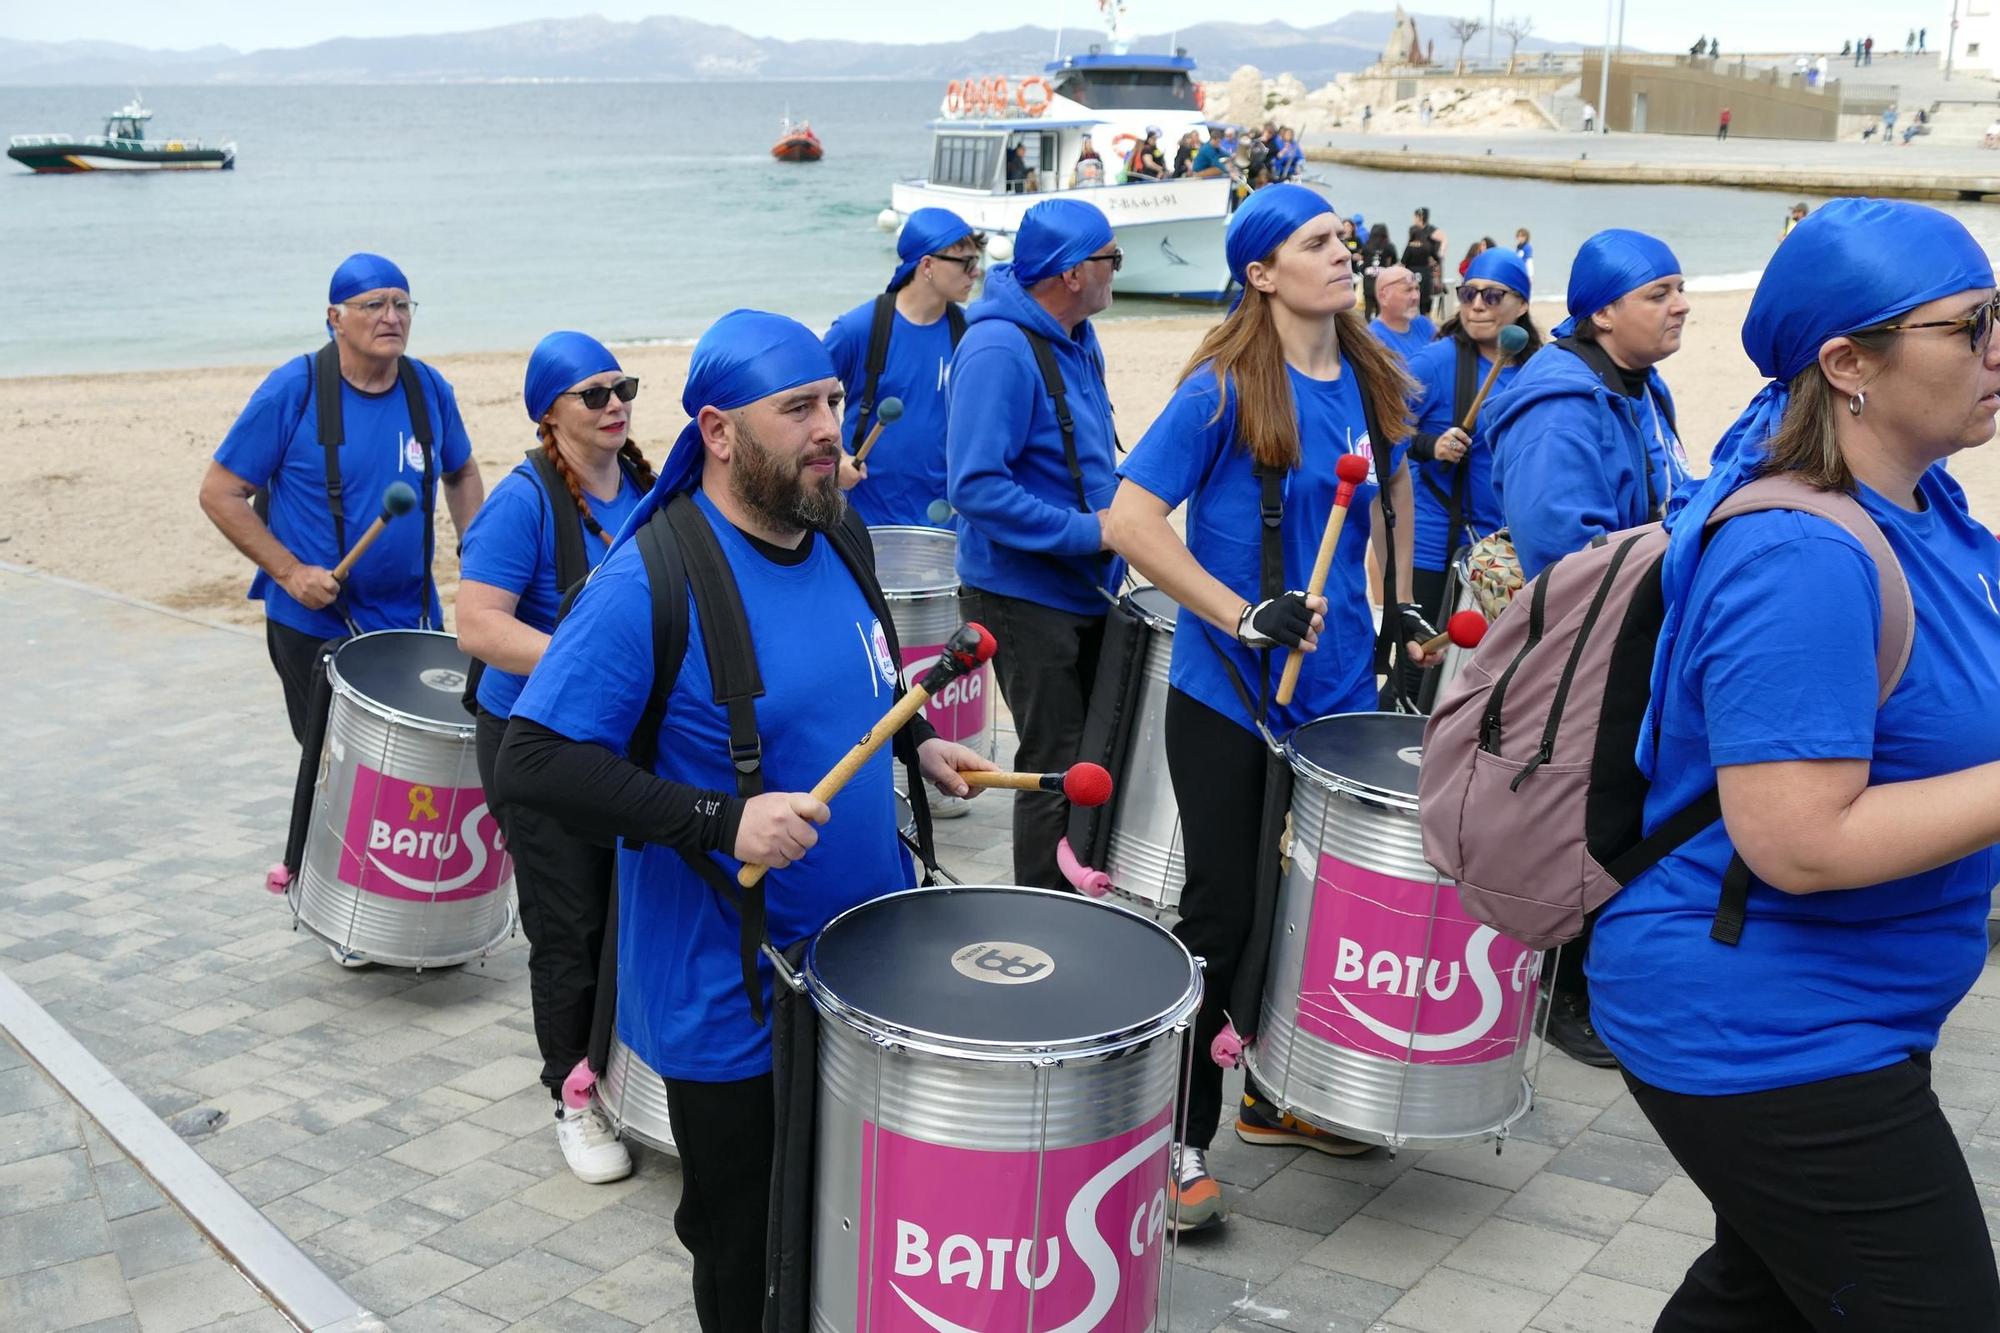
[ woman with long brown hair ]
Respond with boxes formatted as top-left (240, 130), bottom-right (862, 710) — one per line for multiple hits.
top-left (1106, 185), bottom-right (1434, 1232)
top-left (458, 331), bottom-right (653, 1184)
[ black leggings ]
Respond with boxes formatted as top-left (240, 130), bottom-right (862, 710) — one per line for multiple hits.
top-left (663, 1073), bottom-right (774, 1331)
top-left (265, 619), bottom-right (337, 746)
top-left (1627, 1055), bottom-right (1999, 1331)
top-left (1165, 688), bottom-right (1272, 1150)
top-left (475, 710), bottom-right (616, 1098)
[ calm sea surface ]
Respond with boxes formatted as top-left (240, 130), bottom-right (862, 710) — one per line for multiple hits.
top-left (3, 81), bottom-right (1995, 377)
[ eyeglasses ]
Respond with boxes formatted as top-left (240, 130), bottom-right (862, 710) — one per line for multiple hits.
top-left (560, 377), bottom-right (640, 411)
top-left (1456, 284), bottom-right (1518, 308)
top-left (929, 252), bottom-right (984, 275)
top-left (341, 298), bottom-right (417, 318)
top-left (1863, 295), bottom-right (2000, 355)
top-left (1081, 248), bottom-right (1125, 273)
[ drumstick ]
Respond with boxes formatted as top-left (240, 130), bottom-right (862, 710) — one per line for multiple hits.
top-left (737, 621), bottom-right (996, 888)
top-left (1419, 609), bottom-right (1488, 657)
top-left (331, 482), bottom-right (417, 581)
top-left (1457, 324), bottom-right (1530, 432)
top-left (851, 397), bottom-right (904, 467)
top-left (1276, 454), bottom-right (1372, 707)
top-left (961, 762), bottom-right (1113, 806)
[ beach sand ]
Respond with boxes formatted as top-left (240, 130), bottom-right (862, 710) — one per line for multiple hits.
top-left (3, 288), bottom-right (1982, 629)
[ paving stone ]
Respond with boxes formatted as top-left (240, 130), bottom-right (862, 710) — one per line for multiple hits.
top-left (1289, 1142), bottom-right (1424, 1187)
top-left (1444, 1216), bottom-right (1602, 1295)
top-left (195, 1116), bottom-right (317, 1174)
top-left (1588, 1093), bottom-right (1665, 1146)
top-left (0, 1065), bottom-right (66, 1116)
top-left (1525, 1055), bottom-right (1625, 1109)
top-left (1529, 1271), bottom-right (1666, 1333)
top-left (0, 1104), bottom-right (85, 1166)
top-left (277, 1114), bottom-right (409, 1173)
top-left (123, 1256), bottom-right (270, 1333)
top-left (1631, 1174), bottom-right (1715, 1240)
top-left (294, 1155), bottom-right (435, 1218)
top-left (570, 1249), bottom-right (696, 1325)
top-left (1417, 1139), bottom-right (1558, 1193)
top-left (1584, 1221), bottom-right (1708, 1295)
top-left (466, 1086), bottom-right (562, 1139)
top-left (1498, 1173), bottom-right (1647, 1243)
top-left (0, 1147), bottom-right (94, 1217)
top-left (389, 1295), bottom-right (507, 1331)
top-left (1299, 1213), bottom-right (1459, 1289)
top-left (106, 1205), bottom-right (213, 1280)
top-left (385, 1121), bottom-right (512, 1176)
top-left (428, 1199), bottom-right (570, 1268)
top-left (1160, 1260), bottom-right (1258, 1333)
top-left (1232, 1160), bottom-right (1375, 1234)
top-left (1170, 1213), bottom-right (1325, 1285)
top-left (224, 1153), bottom-right (328, 1207)
top-left (1383, 1266), bottom-right (1551, 1333)
top-left (1361, 1170), bottom-right (1512, 1239)
top-left (89, 1159), bottom-right (164, 1222)
top-left (506, 1297), bottom-right (645, 1332)
top-left (259, 1193), bottom-right (344, 1243)
top-left (442, 1056), bottom-right (546, 1103)
top-left (310, 1197), bottom-right (457, 1269)
top-left (0, 1253), bottom-right (133, 1332)
top-left (446, 1246), bottom-right (597, 1321)
top-left (539, 1203), bottom-right (681, 1272)
top-left (1544, 1130), bottom-right (1679, 1196)
top-left (0, 1197), bottom-right (114, 1280)
top-left (344, 1244), bottom-right (484, 1317)
top-left (1230, 1263), bottom-right (1405, 1332)
top-left (401, 1159), bottom-right (544, 1222)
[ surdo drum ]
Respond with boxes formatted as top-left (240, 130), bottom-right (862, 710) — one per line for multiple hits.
top-left (1103, 588), bottom-right (1186, 911)
top-left (288, 631), bottom-right (515, 967)
top-left (1245, 712), bottom-right (1538, 1149)
top-left (871, 526), bottom-right (996, 818)
top-left (806, 886), bottom-right (1200, 1331)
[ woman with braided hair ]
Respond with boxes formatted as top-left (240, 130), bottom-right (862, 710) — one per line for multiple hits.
top-left (459, 331), bottom-right (651, 1184)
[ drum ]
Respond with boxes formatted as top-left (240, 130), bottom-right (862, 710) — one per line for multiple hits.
top-left (599, 1038), bottom-right (677, 1157)
top-left (808, 886), bottom-right (1201, 1332)
top-left (1246, 712), bottom-right (1538, 1150)
top-left (289, 631), bottom-right (516, 968)
top-left (1104, 587), bottom-right (1186, 911)
top-left (871, 526), bottom-right (996, 819)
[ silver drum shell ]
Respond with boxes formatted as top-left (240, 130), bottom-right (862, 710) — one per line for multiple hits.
top-left (1105, 592), bottom-right (1185, 911)
top-left (871, 526), bottom-right (996, 819)
top-left (1246, 718), bottom-right (1535, 1150)
top-left (599, 1037), bottom-right (678, 1157)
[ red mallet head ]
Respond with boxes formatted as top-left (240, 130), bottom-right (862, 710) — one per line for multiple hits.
top-left (1061, 762), bottom-right (1114, 807)
top-left (1446, 610), bottom-right (1487, 650)
top-left (946, 621), bottom-right (997, 668)
top-left (1332, 452), bottom-right (1370, 505)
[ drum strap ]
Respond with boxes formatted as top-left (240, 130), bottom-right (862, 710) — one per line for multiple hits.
top-left (853, 292), bottom-right (965, 451)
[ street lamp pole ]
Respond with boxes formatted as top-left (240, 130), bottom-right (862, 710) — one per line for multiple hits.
top-left (1948, 0), bottom-right (1960, 81)
top-left (1598, 0), bottom-right (1613, 133)
top-left (1488, 0), bottom-right (1496, 65)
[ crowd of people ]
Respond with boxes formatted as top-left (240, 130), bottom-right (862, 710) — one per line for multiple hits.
top-left (197, 186), bottom-right (2000, 1331)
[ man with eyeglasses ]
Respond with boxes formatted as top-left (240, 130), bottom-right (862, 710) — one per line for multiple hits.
top-left (946, 197), bottom-right (1125, 890)
top-left (823, 208), bottom-right (980, 527)
top-left (1367, 264), bottom-right (1438, 366)
top-left (198, 252), bottom-right (485, 744)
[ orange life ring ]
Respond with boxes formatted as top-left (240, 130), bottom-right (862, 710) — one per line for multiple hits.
top-left (1016, 76), bottom-right (1052, 117)
top-left (945, 80), bottom-right (966, 116)
top-left (988, 76), bottom-right (1012, 116)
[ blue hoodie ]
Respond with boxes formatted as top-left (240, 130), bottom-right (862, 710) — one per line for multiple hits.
top-left (1482, 339), bottom-right (1689, 580)
top-left (946, 263), bottom-right (1125, 614)
top-left (1406, 335), bottom-right (1521, 571)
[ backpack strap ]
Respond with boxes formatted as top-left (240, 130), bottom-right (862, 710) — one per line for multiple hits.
top-left (1352, 358), bottom-right (1410, 707)
top-left (945, 303), bottom-right (967, 348)
top-left (526, 448), bottom-right (594, 595)
top-left (852, 292), bottom-right (899, 452)
top-left (313, 342), bottom-right (348, 558)
top-left (396, 358), bottom-right (438, 627)
top-left (1021, 329), bottom-right (1088, 513)
top-left (626, 508), bottom-right (691, 778)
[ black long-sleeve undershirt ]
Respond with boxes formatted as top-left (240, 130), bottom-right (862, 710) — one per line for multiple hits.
top-left (495, 716), bottom-right (745, 857)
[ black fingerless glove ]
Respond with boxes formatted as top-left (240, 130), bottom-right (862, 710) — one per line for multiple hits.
top-left (1237, 592), bottom-right (1316, 650)
top-left (1396, 602), bottom-right (1440, 647)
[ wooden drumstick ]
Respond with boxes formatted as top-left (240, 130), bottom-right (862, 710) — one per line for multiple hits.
top-left (1276, 454), bottom-right (1372, 707)
top-left (1456, 323), bottom-right (1530, 433)
top-left (1419, 610), bottom-right (1488, 658)
top-left (851, 396), bottom-right (904, 467)
top-left (961, 763), bottom-right (1112, 805)
top-left (331, 482), bottom-right (417, 582)
top-left (737, 621), bottom-right (997, 888)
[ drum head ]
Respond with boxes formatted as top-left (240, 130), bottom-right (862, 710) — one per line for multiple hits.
top-left (808, 887), bottom-right (1195, 1052)
top-left (330, 630), bottom-right (475, 729)
top-left (1126, 586), bottom-right (1178, 632)
top-left (1287, 712), bottom-right (1425, 806)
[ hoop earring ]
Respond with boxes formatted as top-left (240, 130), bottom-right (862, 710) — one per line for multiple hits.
top-left (1847, 391), bottom-right (1866, 417)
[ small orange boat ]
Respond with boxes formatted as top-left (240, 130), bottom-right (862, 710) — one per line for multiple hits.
top-left (771, 115), bottom-right (822, 163)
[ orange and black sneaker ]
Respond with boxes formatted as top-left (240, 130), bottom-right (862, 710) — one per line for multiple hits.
top-left (1235, 1091), bottom-right (1375, 1157)
top-left (1168, 1144), bottom-right (1225, 1232)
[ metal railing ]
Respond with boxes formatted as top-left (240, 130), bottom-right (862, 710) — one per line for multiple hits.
top-left (9, 133), bottom-right (222, 151)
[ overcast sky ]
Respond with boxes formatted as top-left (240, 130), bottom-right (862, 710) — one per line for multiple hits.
top-left (6, 1), bottom-right (1950, 57)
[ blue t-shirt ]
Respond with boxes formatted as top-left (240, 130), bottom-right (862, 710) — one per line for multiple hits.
top-left (509, 491), bottom-right (914, 1081)
top-left (1590, 471), bottom-right (2000, 1095)
top-left (1191, 141), bottom-right (1226, 174)
top-left (1119, 361), bottom-right (1397, 737)
top-left (457, 457), bottom-right (645, 718)
top-left (823, 300), bottom-right (958, 528)
top-left (1369, 316), bottom-right (1437, 367)
top-left (1407, 337), bottom-right (1519, 571)
top-left (213, 356), bottom-right (473, 638)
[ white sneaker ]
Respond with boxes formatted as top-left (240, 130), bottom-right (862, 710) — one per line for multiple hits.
top-left (557, 1102), bottom-right (633, 1184)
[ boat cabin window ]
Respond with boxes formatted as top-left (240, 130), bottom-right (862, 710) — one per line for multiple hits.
top-left (932, 132), bottom-right (1004, 190)
top-left (1005, 132), bottom-right (1057, 193)
top-left (1050, 68), bottom-right (1194, 111)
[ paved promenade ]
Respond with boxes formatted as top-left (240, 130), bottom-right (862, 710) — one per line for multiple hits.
top-left (5, 562), bottom-right (2000, 1332)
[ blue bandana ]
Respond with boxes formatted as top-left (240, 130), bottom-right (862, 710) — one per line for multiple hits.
top-left (608, 309), bottom-right (837, 549)
top-left (328, 253), bottom-right (410, 305)
top-left (890, 208), bottom-right (976, 293)
top-left (1640, 198), bottom-right (1995, 777)
top-left (523, 331), bottom-right (621, 423)
top-left (1224, 184), bottom-right (1335, 310)
top-left (1554, 229), bottom-right (1679, 338)
top-left (1012, 198), bottom-right (1114, 286)
top-left (1465, 247), bottom-right (1531, 299)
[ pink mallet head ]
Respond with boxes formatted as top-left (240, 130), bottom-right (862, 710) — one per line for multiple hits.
top-left (1446, 610), bottom-right (1487, 650)
top-left (1061, 762), bottom-right (1114, 808)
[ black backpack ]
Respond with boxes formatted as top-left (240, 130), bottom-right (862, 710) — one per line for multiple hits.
top-left (849, 291), bottom-right (966, 451)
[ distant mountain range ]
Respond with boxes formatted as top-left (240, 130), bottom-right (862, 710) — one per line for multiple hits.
top-left (0, 12), bottom-right (1579, 89)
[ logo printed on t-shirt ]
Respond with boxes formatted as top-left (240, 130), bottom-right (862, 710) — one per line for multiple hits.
top-left (1346, 431), bottom-right (1378, 485)
top-left (402, 433), bottom-right (424, 472)
top-left (869, 619), bottom-right (899, 687)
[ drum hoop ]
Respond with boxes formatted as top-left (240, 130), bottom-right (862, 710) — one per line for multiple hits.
top-left (804, 885), bottom-right (1202, 1063)
top-left (1122, 587), bottom-right (1179, 634)
top-left (1283, 713), bottom-right (1421, 812)
top-left (327, 629), bottom-right (475, 739)
top-left (868, 524), bottom-right (961, 599)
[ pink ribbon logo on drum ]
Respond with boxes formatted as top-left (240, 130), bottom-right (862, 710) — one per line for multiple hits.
top-left (901, 644), bottom-right (989, 745)
top-left (856, 1108), bottom-right (1172, 1331)
top-left (337, 764), bottom-right (510, 901)
top-left (1295, 853), bottom-right (1539, 1065)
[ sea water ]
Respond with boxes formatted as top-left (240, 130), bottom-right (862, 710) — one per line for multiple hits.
top-left (2, 80), bottom-right (1993, 377)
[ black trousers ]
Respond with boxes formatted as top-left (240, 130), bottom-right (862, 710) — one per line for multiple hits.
top-left (475, 710), bottom-right (615, 1098)
top-left (1627, 1055), bottom-right (1999, 1331)
top-left (959, 586), bottom-right (1106, 890)
top-left (1165, 688), bottom-right (1270, 1150)
top-left (663, 1073), bottom-right (774, 1332)
top-left (266, 618), bottom-right (338, 746)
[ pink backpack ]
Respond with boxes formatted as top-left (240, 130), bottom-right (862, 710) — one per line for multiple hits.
top-left (1419, 474), bottom-right (1913, 948)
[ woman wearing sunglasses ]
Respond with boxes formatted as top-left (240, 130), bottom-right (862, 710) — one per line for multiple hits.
top-left (1400, 249), bottom-right (1540, 703)
top-left (1588, 198), bottom-right (2000, 1330)
top-left (457, 331), bottom-right (652, 1185)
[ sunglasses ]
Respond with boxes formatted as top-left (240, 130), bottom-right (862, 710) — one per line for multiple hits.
top-left (929, 252), bottom-right (984, 275)
top-left (342, 297), bottom-right (417, 317)
top-left (1080, 247), bottom-right (1125, 273)
top-left (1456, 284), bottom-right (1518, 308)
top-left (1865, 295), bottom-right (2000, 355)
top-left (561, 377), bottom-right (640, 411)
